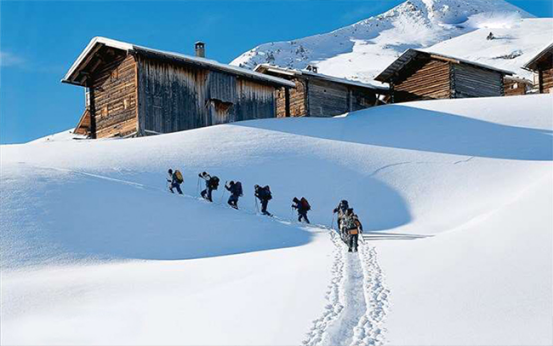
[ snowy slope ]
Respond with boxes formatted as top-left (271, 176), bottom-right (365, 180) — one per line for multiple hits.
top-left (231, 0), bottom-right (533, 84)
top-left (2, 94), bottom-right (552, 345)
top-left (425, 18), bottom-right (553, 79)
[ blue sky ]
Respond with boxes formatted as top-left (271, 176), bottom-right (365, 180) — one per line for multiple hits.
top-left (1, 1), bottom-right (552, 144)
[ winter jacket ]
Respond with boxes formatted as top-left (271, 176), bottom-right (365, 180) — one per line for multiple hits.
top-left (226, 182), bottom-right (243, 196)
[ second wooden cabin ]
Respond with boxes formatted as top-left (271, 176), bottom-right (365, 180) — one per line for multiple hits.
top-left (523, 42), bottom-right (553, 94)
top-left (374, 49), bottom-right (513, 103)
top-left (254, 64), bottom-right (389, 117)
top-left (63, 37), bottom-right (294, 138)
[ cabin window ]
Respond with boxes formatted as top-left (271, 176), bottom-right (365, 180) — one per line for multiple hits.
top-left (512, 83), bottom-right (518, 89)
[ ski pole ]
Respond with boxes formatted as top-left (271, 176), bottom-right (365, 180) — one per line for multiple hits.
top-left (330, 214), bottom-right (335, 229)
top-left (219, 188), bottom-right (226, 205)
top-left (196, 177), bottom-right (200, 195)
top-left (254, 197), bottom-right (259, 213)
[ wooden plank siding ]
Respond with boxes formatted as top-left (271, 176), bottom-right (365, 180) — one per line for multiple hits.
top-left (451, 63), bottom-right (504, 98)
top-left (273, 75), bottom-right (378, 118)
top-left (235, 79), bottom-right (276, 121)
top-left (350, 86), bottom-right (378, 111)
top-left (540, 68), bottom-right (553, 93)
top-left (392, 59), bottom-right (451, 102)
top-left (504, 78), bottom-right (530, 96)
top-left (307, 79), bottom-right (350, 117)
top-left (276, 79), bottom-right (307, 117)
top-left (91, 53), bottom-right (138, 138)
top-left (137, 56), bottom-right (208, 135)
top-left (136, 56), bottom-right (278, 135)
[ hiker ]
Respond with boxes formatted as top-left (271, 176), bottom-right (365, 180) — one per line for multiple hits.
top-left (292, 197), bottom-right (311, 224)
top-left (199, 171), bottom-right (219, 202)
top-left (343, 208), bottom-right (363, 252)
top-left (333, 200), bottom-right (349, 230)
top-left (167, 169), bottom-right (183, 195)
top-left (254, 184), bottom-right (272, 216)
top-left (225, 180), bottom-right (243, 209)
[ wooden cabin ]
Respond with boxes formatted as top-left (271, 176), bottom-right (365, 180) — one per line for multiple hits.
top-left (503, 76), bottom-right (533, 96)
top-left (63, 37), bottom-right (294, 138)
top-left (374, 49), bottom-right (513, 103)
top-left (254, 64), bottom-right (389, 117)
top-left (523, 42), bottom-right (553, 94)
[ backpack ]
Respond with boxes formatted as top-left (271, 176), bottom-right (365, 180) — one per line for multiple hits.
top-left (301, 197), bottom-right (311, 211)
top-left (210, 176), bottom-right (220, 189)
top-left (235, 182), bottom-right (243, 196)
top-left (175, 170), bottom-right (184, 184)
top-left (264, 186), bottom-right (272, 200)
top-left (343, 214), bottom-right (357, 230)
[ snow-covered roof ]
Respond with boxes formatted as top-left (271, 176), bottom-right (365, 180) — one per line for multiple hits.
top-left (254, 64), bottom-right (389, 92)
top-left (375, 49), bottom-right (514, 82)
top-left (62, 37), bottom-right (295, 88)
top-left (523, 41), bottom-right (553, 71)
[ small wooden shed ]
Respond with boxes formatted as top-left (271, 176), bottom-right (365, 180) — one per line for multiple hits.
top-left (254, 64), bottom-right (389, 117)
top-left (523, 42), bottom-right (553, 94)
top-left (63, 37), bottom-right (294, 138)
top-left (374, 49), bottom-right (513, 103)
top-left (503, 76), bottom-right (533, 96)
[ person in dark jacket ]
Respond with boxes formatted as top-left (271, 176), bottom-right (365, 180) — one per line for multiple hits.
top-left (225, 181), bottom-right (243, 209)
top-left (167, 169), bottom-right (183, 195)
top-left (333, 200), bottom-right (349, 230)
top-left (199, 171), bottom-right (219, 202)
top-left (342, 208), bottom-right (363, 252)
top-left (292, 197), bottom-right (311, 224)
top-left (254, 184), bottom-right (272, 216)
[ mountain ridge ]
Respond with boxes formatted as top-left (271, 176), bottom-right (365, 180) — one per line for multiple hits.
top-left (231, 0), bottom-right (536, 84)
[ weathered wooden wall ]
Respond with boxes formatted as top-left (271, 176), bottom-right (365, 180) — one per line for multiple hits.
top-left (539, 68), bottom-right (553, 93)
top-left (274, 75), bottom-right (379, 117)
top-left (392, 59), bottom-right (451, 102)
top-left (307, 79), bottom-right (350, 117)
top-left (276, 79), bottom-right (307, 117)
top-left (235, 79), bottom-right (276, 121)
top-left (137, 56), bottom-right (277, 135)
top-left (350, 86), bottom-right (378, 111)
top-left (91, 53), bottom-right (138, 138)
top-left (504, 78), bottom-right (529, 96)
top-left (451, 63), bottom-right (504, 98)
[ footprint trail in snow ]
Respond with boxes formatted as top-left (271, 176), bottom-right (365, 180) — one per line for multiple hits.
top-left (303, 231), bottom-right (390, 346)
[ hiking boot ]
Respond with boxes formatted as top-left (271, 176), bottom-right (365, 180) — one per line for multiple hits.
top-left (348, 248), bottom-right (352, 252)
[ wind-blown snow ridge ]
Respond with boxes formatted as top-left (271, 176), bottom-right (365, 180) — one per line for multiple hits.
top-left (231, 0), bottom-right (533, 85)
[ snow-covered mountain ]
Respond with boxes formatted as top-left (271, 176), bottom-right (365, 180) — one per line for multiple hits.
top-left (231, 0), bottom-right (535, 84)
top-left (2, 94), bottom-right (552, 344)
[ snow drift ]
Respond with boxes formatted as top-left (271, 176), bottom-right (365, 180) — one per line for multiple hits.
top-left (1, 94), bottom-right (552, 345)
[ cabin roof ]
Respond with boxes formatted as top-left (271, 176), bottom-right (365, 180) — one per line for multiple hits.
top-left (254, 64), bottom-right (389, 92)
top-left (504, 75), bottom-right (533, 84)
top-left (62, 37), bottom-right (295, 88)
top-left (375, 49), bottom-right (514, 82)
top-left (523, 41), bottom-right (553, 71)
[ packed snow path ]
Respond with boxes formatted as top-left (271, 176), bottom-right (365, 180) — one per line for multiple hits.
top-left (303, 232), bottom-right (390, 346)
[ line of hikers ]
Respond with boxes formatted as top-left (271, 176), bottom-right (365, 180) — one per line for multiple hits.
top-left (168, 169), bottom-right (362, 251)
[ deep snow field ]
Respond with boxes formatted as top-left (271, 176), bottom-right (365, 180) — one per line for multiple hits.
top-left (1, 95), bottom-right (552, 345)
